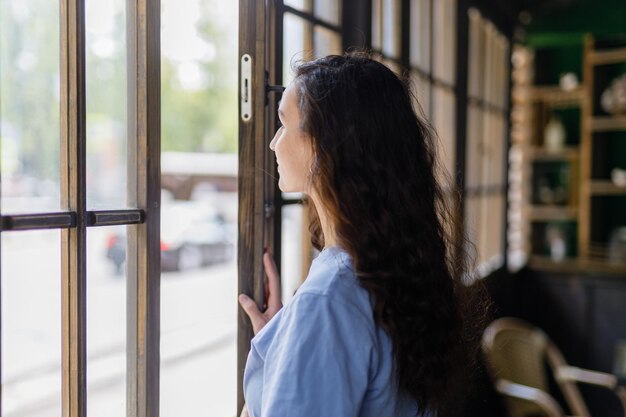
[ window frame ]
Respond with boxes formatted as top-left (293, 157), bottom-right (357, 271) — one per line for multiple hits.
top-left (0, 0), bottom-right (161, 415)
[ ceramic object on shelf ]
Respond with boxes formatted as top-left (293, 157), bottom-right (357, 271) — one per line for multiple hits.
top-left (612, 167), bottom-right (626, 188)
top-left (546, 224), bottom-right (566, 262)
top-left (601, 74), bottom-right (626, 115)
top-left (543, 115), bottom-right (566, 153)
top-left (559, 72), bottom-right (579, 92)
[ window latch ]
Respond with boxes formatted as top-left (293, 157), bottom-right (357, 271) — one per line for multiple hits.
top-left (241, 54), bottom-right (252, 122)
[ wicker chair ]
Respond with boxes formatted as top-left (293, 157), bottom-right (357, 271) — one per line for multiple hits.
top-left (482, 317), bottom-right (626, 417)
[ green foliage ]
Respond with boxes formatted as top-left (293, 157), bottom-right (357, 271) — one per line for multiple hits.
top-left (0, 0), bottom-right (61, 180)
top-left (1, 0), bottom-right (237, 186)
top-left (161, 0), bottom-right (238, 153)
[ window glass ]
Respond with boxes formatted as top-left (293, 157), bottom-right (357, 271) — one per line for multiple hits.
top-left (281, 204), bottom-right (305, 305)
top-left (86, 0), bottom-right (128, 210)
top-left (371, 0), bottom-right (382, 51)
top-left (0, 0), bottom-right (60, 214)
top-left (283, 13), bottom-right (313, 86)
top-left (314, 26), bottom-right (342, 59)
top-left (466, 104), bottom-right (483, 189)
top-left (284, 0), bottom-right (312, 13)
top-left (409, 0), bottom-right (431, 71)
top-left (382, 0), bottom-right (401, 58)
top-left (432, 86), bottom-right (457, 184)
top-left (160, 0), bottom-right (238, 414)
top-left (467, 8), bottom-right (484, 100)
top-left (314, 0), bottom-right (341, 26)
top-left (410, 71), bottom-right (431, 120)
top-left (2, 230), bottom-right (61, 415)
top-left (87, 225), bottom-right (127, 416)
top-left (433, 0), bottom-right (456, 85)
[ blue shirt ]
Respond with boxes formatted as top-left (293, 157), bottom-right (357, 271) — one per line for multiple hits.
top-left (243, 246), bottom-right (421, 417)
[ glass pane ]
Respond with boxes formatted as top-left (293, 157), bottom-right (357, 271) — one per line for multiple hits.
top-left (281, 204), bottom-right (305, 305)
top-left (467, 8), bottom-right (482, 99)
top-left (490, 113), bottom-right (507, 187)
top-left (466, 104), bottom-right (483, 189)
top-left (382, 0), bottom-right (401, 58)
top-left (314, 26), bottom-right (342, 59)
top-left (371, 0), bottom-right (382, 51)
top-left (86, 225), bottom-right (126, 416)
top-left (86, 0), bottom-right (128, 209)
top-left (160, 200), bottom-right (237, 416)
top-left (0, 1), bottom-right (60, 214)
top-left (161, 0), bottom-right (238, 154)
top-left (410, 71), bottom-right (431, 119)
top-left (283, 13), bottom-right (313, 86)
top-left (432, 86), bottom-right (456, 184)
top-left (409, 0), bottom-right (430, 71)
top-left (161, 0), bottom-right (238, 413)
top-left (496, 35), bottom-right (510, 109)
top-left (284, 0), bottom-right (312, 13)
top-left (314, 0), bottom-right (341, 26)
top-left (433, 0), bottom-right (456, 85)
top-left (2, 230), bottom-right (61, 415)
top-left (464, 195), bottom-right (481, 271)
top-left (484, 194), bottom-right (505, 272)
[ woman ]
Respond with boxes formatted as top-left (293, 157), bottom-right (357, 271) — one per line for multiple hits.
top-left (239, 54), bottom-right (484, 417)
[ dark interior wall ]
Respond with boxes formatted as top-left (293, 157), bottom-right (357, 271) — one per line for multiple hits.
top-left (480, 268), bottom-right (626, 417)
top-left (526, 0), bottom-right (626, 46)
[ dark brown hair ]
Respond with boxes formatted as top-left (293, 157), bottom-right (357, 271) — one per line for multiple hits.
top-left (293, 53), bottom-right (488, 416)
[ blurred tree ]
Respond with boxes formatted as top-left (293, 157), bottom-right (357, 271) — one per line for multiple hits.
top-left (161, 0), bottom-right (238, 153)
top-left (0, 0), bottom-right (61, 182)
top-left (1, 0), bottom-right (237, 192)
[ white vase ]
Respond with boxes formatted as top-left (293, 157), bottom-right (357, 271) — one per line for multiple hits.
top-left (544, 116), bottom-right (565, 153)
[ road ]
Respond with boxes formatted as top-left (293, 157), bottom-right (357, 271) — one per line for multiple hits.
top-left (2, 227), bottom-right (238, 417)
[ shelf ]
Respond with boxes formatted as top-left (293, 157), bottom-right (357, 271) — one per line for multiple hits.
top-left (529, 255), bottom-right (626, 275)
top-left (529, 206), bottom-right (578, 221)
top-left (589, 47), bottom-right (626, 66)
top-left (591, 116), bottom-right (626, 132)
top-left (589, 180), bottom-right (626, 196)
top-left (529, 86), bottom-right (585, 108)
top-left (529, 146), bottom-right (579, 161)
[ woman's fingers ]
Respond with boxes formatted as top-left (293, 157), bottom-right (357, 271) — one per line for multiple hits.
top-left (238, 294), bottom-right (266, 335)
top-left (263, 252), bottom-right (282, 312)
top-left (238, 252), bottom-right (284, 335)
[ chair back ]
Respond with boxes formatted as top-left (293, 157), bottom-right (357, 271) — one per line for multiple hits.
top-left (482, 318), bottom-right (564, 417)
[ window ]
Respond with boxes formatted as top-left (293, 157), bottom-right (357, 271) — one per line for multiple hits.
top-left (465, 8), bottom-right (510, 276)
top-left (1, 0), bottom-right (160, 415)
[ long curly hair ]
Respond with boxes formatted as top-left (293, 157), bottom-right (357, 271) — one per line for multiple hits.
top-left (292, 54), bottom-right (488, 416)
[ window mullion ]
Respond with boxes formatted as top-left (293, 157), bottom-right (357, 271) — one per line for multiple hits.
top-left (60, 0), bottom-right (87, 415)
top-left (126, 0), bottom-right (161, 415)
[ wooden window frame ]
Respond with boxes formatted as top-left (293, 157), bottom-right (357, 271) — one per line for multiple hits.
top-left (237, 1), bottom-right (343, 415)
top-left (0, 0), bottom-right (161, 415)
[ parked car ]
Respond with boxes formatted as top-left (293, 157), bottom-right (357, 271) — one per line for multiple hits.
top-left (105, 201), bottom-right (234, 274)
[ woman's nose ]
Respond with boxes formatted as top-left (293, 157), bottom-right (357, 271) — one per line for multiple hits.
top-left (269, 133), bottom-right (277, 151)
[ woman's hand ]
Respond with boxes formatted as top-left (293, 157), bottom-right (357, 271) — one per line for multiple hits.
top-left (239, 252), bottom-right (283, 335)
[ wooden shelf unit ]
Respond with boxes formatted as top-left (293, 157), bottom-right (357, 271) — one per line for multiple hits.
top-left (529, 146), bottom-right (579, 161)
top-left (512, 37), bottom-right (626, 273)
top-left (529, 86), bottom-right (585, 108)
top-left (590, 116), bottom-right (626, 132)
top-left (529, 205), bottom-right (578, 221)
top-left (589, 47), bottom-right (626, 66)
top-left (579, 35), bottom-right (626, 264)
top-left (589, 180), bottom-right (626, 196)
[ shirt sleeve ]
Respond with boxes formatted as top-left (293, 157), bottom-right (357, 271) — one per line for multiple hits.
top-left (260, 291), bottom-right (375, 417)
